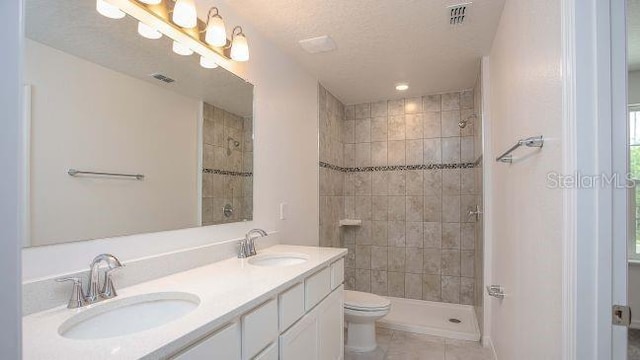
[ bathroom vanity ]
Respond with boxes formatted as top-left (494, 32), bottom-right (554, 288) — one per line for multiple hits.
top-left (23, 245), bottom-right (346, 359)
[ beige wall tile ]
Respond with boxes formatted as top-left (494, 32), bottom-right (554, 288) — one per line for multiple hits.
top-left (405, 273), bottom-right (423, 300)
top-left (345, 105), bottom-right (355, 120)
top-left (406, 170), bottom-right (424, 195)
top-left (371, 117), bottom-right (388, 142)
top-left (388, 247), bottom-right (406, 272)
top-left (388, 271), bottom-right (405, 297)
top-left (354, 172), bottom-right (372, 195)
top-left (355, 195), bottom-right (372, 221)
top-left (442, 250), bottom-right (461, 276)
top-left (355, 103), bottom-right (371, 119)
top-left (406, 196), bottom-right (424, 222)
top-left (356, 245), bottom-right (372, 269)
top-left (442, 92), bottom-right (461, 111)
top-left (355, 143), bottom-right (372, 167)
top-left (388, 115), bottom-right (406, 140)
top-left (423, 95), bottom-right (442, 112)
top-left (460, 277), bottom-right (475, 305)
top-left (372, 172), bottom-right (390, 195)
top-left (423, 138), bottom-right (442, 164)
top-left (460, 90), bottom-right (474, 109)
top-left (388, 99), bottom-right (405, 115)
top-left (441, 110), bottom-right (461, 137)
top-left (424, 195), bottom-right (443, 222)
top-left (371, 270), bottom-right (388, 295)
top-left (388, 140), bottom-right (406, 165)
top-left (355, 119), bottom-right (371, 143)
top-left (356, 269), bottom-right (371, 292)
top-left (371, 246), bottom-right (388, 270)
top-left (388, 196), bottom-right (406, 221)
top-left (441, 275), bottom-right (460, 303)
top-left (406, 248), bottom-right (424, 273)
top-left (423, 274), bottom-right (441, 301)
top-left (442, 137), bottom-right (461, 163)
top-left (424, 169), bottom-right (442, 197)
top-left (424, 222), bottom-right (442, 248)
top-left (372, 221), bottom-right (388, 246)
top-left (355, 220), bottom-right (373, 245)
top-left (388, 171), bottom-right (406, 195)
top-left (372, 196), bottom-right (388, 220)
top-left (371, 141), bottom-right (388, 166)
top-left (406, 139), bottom-right (424, 165)
top-left (404, 97), bottom-right (423, 114)
top-left (423, 248), bottom-right (442, 275)
top-left (442, 223), bottom-right (461, 249)
top-left (388, 221), bottom-right (406, 247)
top-left (423, 111), bottom-right (442, 139)
top-left (442, 195), bottom-right (461, 222)
top-left (461, 223), bottom-right (475, 250)
top-left (344, 143), bottom-right (355, 167)
top-left (405, 113), bottom-right (424, 139)
top-left (461, 250), bottom-right (475, 277)
top-left (343, 120), bottom-right (355, 143)
top-left (371, 101), bottom-right (388, 117)
top-left (406, 222), bottom-right (424, 248)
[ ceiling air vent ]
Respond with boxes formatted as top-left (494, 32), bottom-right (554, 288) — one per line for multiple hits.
top-left (150, 73), bottom-right (175, 83)
top-left (448, 2), bottom-right (472, 25)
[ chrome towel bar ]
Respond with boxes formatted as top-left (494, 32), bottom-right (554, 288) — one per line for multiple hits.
top-left (495, 135), bottom-right (544, 163)
top-left (68, 169), bottom-right (145, 180)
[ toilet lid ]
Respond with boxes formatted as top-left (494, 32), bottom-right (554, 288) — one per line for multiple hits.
top-left (344, 290), bottom-right (391, 311)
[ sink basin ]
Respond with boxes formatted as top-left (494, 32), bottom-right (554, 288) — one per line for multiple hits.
top-left (248, 253), bottom-right (309, 267)
top-left (59, 292), bottom-right (199, 340)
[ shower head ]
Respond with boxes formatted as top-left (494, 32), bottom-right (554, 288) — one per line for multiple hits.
top-left (458, 113), bottom-right (477, 129)
top-left (226, 136), bottom-right (240, 155)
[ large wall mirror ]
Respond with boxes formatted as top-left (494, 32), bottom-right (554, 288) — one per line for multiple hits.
top-left (24, 0), bottom-right (254, 248)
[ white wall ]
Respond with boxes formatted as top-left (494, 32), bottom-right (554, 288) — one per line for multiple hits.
top-left (25, 39), bottom-right (200, 247)
top-left (487, 0), bottom-right (563, 358)
top-left (0, 0), bottom-right (23, 356)
top-left (629, 71), bottom-right (640, 105)
top-left (22, 0), bottom-right (319, 280)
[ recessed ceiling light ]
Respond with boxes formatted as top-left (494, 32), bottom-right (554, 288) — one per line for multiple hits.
top-left (395, 83), bottom-right (409, 91)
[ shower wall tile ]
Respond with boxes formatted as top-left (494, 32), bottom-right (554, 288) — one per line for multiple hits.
top-left (319, 86), bottom-right (481, 307)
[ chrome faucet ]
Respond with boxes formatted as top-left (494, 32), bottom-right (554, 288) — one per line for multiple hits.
top-left (57, 253), bottom-right (124, 309)
top-left (238, 229), bottom-right (268, 258)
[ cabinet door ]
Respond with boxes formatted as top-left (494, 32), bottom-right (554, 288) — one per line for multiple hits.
top-left (279, 313), bottom-right (318, 360)
top-left (317, 286), bottom-right (344, 360)
top-left (242, 299), bottom-right (278, 360)
top-left (172, 321), bottom-right (241, 360)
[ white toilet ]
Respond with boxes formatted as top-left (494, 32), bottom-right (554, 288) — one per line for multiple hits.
top-left (344, 290), bottom-right (392, 352)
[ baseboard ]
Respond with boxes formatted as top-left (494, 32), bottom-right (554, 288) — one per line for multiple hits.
top-left (482, 336), bottom-right (497, 360)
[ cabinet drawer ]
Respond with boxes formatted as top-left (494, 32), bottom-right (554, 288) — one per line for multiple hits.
top-left (304, 266), bottom-right (331, 311)
top-left (278, 282), bottom-right (304, 332)
top-left (172, 321), bottom-right (241, 360)
top-left (242, 299), bottom-right (278, 360)
top-left (253, 342), bottom-right (278, 360)
top-left (330, 258), bottom-right (344, 290)
top-left (279, 313), bottom-right (318, 360)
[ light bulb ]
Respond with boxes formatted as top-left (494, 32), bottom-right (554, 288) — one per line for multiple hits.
top-left (230, 33), bottom-right (249, 62)
top-left (395, 83), bottom-right (409, 91)
top-left (138, 0), bottom-right (161, 4)
top-left (205, 15), bottom-right (227, 47)
top-left (172, 0), bottom-right (198, 28)
top-left (172, 41), bottom-right (193, 56)
top-left (137, 21), bottom-right (162, 40)
top-left (200, 56), bottom-right (219, 69)
top-left (96, 0), bottom-right (125, 19)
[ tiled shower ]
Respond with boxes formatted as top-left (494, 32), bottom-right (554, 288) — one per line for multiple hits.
top-left (319, 83), bottom-right (483, 309)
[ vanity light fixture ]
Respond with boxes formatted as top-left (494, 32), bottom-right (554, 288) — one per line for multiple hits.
top-left (204, 7), bottom-right (227, 47)
top-left (172, 41), bottom-right (194, 56)
top-left (230, 26), bottom-right (249, 62)
top-left (98, 0), bottom-right (250, 67)
top-left (96, 0), bottom-right (125, 19)
top-left (200, 56), bottom-right (219, 69)
top-left (172, 0), bottom-right (198, 29)
top-left (395, 83), bottom-right (409, 91)
top-left (137, 21), bottom-right (162, 39)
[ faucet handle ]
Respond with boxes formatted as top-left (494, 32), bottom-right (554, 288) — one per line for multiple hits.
top-left (100, 268), bottom-right (121, 300)
top-left (56, 277), bottom-right (88, 309)
top-left (238, 239), bottom-right (249, 258)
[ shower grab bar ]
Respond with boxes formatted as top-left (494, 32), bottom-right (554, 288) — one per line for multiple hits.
top-left (68, 169), bottom-right (145, 180)
top-left (495, 135), bottom-right (544, 163)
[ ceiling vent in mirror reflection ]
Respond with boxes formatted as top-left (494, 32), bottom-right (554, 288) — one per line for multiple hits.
top-left (150, 73), bottom-right (175, 84)
top-left (448, 2), bottom-right (472, 25)
top-left (299, 35), bottom-right (337, 54)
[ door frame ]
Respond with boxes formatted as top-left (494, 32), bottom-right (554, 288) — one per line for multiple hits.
top-left (565, 0), bottom-right (629, 359)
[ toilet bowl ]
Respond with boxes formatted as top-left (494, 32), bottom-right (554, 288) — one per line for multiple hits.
top-left (344, 290), bottom-right (391, 352)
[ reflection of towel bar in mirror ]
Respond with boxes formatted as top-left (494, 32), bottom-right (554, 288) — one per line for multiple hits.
top-left (495, 136), bottom-right (544, 163)
top-left (67, 169), bottom-right (145, 180)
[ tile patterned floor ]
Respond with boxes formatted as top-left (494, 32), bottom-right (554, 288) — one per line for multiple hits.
top-left (345, 328), bottom-right (494, 360)
top-left (630, 329), bottom-right (640, 360)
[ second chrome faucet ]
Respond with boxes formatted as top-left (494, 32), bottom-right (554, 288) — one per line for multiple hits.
top-left (57, 253), bottom-right (124, 309)
top-left (238, 228), bottom-right (268, 258)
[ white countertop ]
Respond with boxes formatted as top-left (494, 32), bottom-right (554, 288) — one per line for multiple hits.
top-left (23, 245), bottom-right (347, 360)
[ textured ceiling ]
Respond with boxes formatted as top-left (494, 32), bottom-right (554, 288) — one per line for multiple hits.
top-left (629, 0), bottom-right (640, 71)
top-left (25, 0), bottom-right (253, 116)
top-left (210, 0), bottom-right (506, 104)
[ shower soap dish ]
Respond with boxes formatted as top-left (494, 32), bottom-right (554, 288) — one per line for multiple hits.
top-left (339, 219), bottom-right (362, 227)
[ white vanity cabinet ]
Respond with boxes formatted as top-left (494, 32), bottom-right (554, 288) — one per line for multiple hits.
top-left (172, 321), bottom-right (241, 360)
top-left (170, 257), bottom-right (345, 360)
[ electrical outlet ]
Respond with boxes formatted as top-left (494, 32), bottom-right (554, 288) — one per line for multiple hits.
top-left (279, 202), bottom-right (288, 220)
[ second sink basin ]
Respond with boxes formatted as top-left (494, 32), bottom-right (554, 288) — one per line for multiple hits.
top-left (248, 253), bottom-right (309, 267)
top-left (59, 292), bottom-right (200, 340)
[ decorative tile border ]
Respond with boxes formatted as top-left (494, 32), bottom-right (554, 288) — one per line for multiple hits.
top-left (203, 168), bottom-right (253, 177)
top-left (319, 160), bottom-right (481, 173)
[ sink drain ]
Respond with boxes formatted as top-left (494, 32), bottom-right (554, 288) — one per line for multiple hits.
top-left (449, 318), bottom-right (462, 324)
